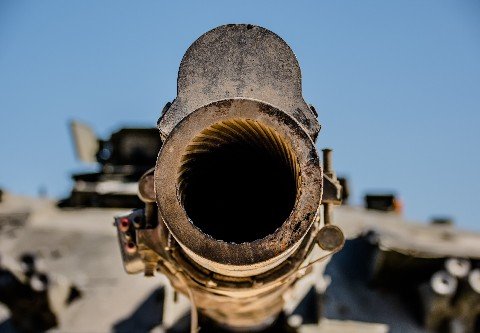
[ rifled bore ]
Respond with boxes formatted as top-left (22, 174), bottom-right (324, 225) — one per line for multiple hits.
top-left (155, 99), bottom-right (322, 276)
top-left (178, 119), bottom-right (300, 243)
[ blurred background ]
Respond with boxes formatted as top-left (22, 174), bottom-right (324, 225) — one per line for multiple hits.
top-left (0, 0), bottom-right (479, 230)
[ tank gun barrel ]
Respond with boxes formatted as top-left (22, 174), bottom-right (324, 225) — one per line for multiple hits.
top-left (115, 24), bottom-right (344, 330)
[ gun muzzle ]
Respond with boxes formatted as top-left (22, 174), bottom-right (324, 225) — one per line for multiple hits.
top-left (155, 24), bottom-right (324, 280)
top-left (156, 99), bottom-right (322, 277)
top-left (118, 24), bottom-right (343, 330)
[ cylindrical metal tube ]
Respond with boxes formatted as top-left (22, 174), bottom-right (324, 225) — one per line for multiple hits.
top-left (445, 258), bottom-right (471, 279)
top-left (155, 99), bottom-right (323, 277)
top-left (431, 270), bottom-right (458, 296)
top-left (322, 149), bottom-right (333, 175)
top-left (468, 268), bottom-right (480, 294)
top-left (149, 24), bottom-right (329, 330)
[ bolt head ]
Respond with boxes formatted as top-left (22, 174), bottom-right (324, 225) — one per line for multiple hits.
top-left (119, 217), bottom-right (130, 232)
top-left (317, 225), bottom-right (345, 251)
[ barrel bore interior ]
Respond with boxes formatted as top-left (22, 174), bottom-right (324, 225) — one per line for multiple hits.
top-left (178, 119), bottom-right (300, 243)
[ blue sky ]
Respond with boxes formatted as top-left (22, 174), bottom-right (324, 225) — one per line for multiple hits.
top-left (0, 1), bottom-right (479, 230)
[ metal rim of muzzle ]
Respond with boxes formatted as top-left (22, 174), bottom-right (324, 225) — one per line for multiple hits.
top-left (155, 98), bottom-right (322, 277)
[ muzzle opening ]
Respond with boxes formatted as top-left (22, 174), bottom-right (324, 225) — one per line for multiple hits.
top-left (177, 118), bottom-right (300, 243)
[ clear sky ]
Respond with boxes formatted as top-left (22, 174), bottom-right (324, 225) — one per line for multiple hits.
top-left (0, 1), bottom-right (479, 230)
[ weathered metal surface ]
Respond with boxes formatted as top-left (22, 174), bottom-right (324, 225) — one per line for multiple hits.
top-left (155, 99), bottom-right (323, 273)
top-left (133, 24), bottom-right (334, 330)
top-left (2, 188), bottom-right (480, 332)
top-left (6, 22), bottom-right (480, 333)
top-left (157, 24), bottom-right (320, 141)
top-left (321, 149), bottom-right (342, 228)
top-left (335, 206), bottom-right (480, 259)
top-left (0, 194), bottom-right (163, 332)
top-left (322, 174), bottom-right (342, 205)
top-left (114, 211), bottom-right (145, 274)
top-left (138, 168), bottom-right (155, 203)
